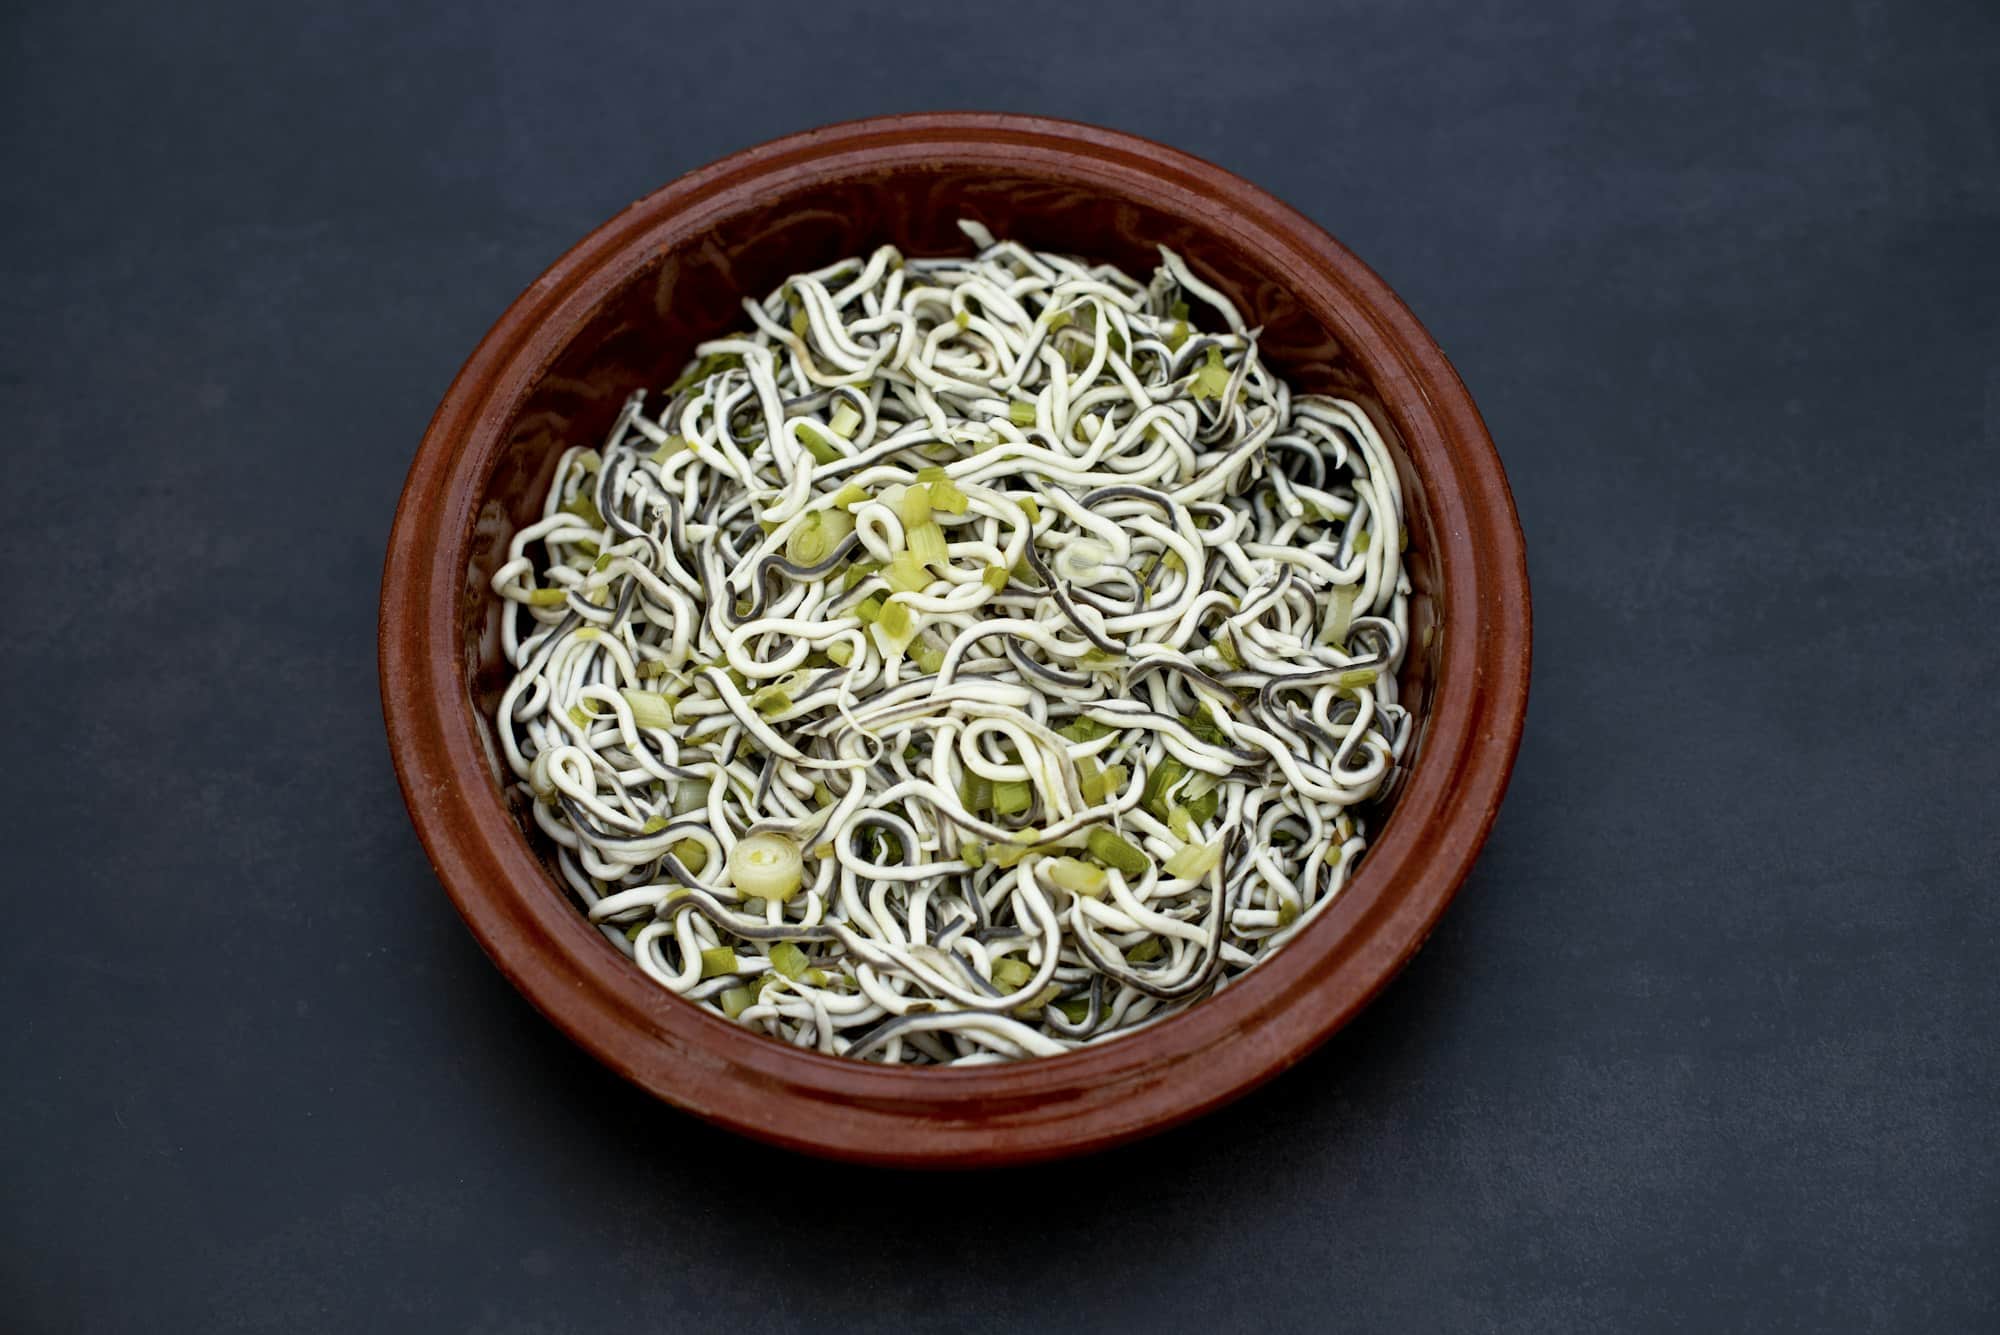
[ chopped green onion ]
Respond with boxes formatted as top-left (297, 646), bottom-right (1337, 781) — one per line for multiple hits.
top-left (872, 602), bottom-right (918, 658)
top-left (1167, 804), bottom-right (1195, 840)
top-left (1126, 937), bottom-right (1164, 964)
top-left (1076, 756), bottom-right (1104, 802)
top-left (1046, 310), bottom-right (1074, 332)
top-left (897, 483), bottom-right (932, 528)
top-left (981, 564), bottom-right (1010, 593)
top-left (641, 814), bottom-right (670, 834)
top-left (619, 689), bottom-right (674, 730)
top-left (798, 426), bottom-right (843, 465)
top-left (1046, 857), bottom-right (1108, 897)
top-left (526, 588), bottom-right (568, 606)
top-left (786, 508), bottom-right (854, 566)
top-left (561, 494), bottom-right (604, 526)
top-left (1186, 706), bottom-right (1229, 745)
top-left (991, 956), bottom-right (1033, 989)
top-left (780, 519), bottom-right (828, 567)
top-left (1086, 828), bottom-right (1149, 876)
top-left (768, 942), bottom-right (809, 979)
top-left (665, 350), bottom-right (743, 394)
top-left (1324, 584), bottom-right (1360, 647)
top-left (827, 640), bottom-right (854, 666)
top-left (907, 520), bottom-right (948, 569)
top-left (649, 436), bottom-right (687, 464)
top-left (750, 685), bottom-right (792, 716)
top-left (910, 637), bottom-right (944, 675)
top-left (671, 839), bottom-right (708, 876)
top-left (567, 705), bottom-right (590, 728)
top-left (1163, 838), bottom-right (1224, 880)
top-left (1337, 668), bottom-right (1378, 689)
top-left (729, 833), bottom-right (804, 902)
top-left (954, 310), bottom-right (971, 330)
top-left (841, 560), bottom-right (881, 591)
top-left (1080, 761), bottom-right (1126, 804)
top-left (828, 401), bottom-right (862, 437)
top-left (1182, 788), bottom-right (1220, 827)
top-left (960, 841), bottom-right (986, 869)
top-left (700, 947), bottom-right (738, 979)
top-left (1353, 528), bottom-right (1372, 552)
top-left (1057, 997), bottom-right (1091, 1024)
top-left (1059, 716), bottom-right (1110, 743)
top-left (833, 482), bottom-right (870, 509)
top-left (853, 595), bottom-right (884, 624)
top-left (990, 840), bottom-right (1051, 869)
top-left (1142, 757), bottom-right (1188, 817)
top-left (961, 773), bottom-right (996, 813)
top-left (1019, 497), bottom-right (1040, 526)
top-left (993, 780), bottom-right (1033, 816)
top-left (1077, 757), bottom-right (1127, 805)
top-left (929, 478), bottom-right (969, 515)
top-left (1012, 983), bottom-right (1063, 1019)
top-left (720, 986), bottom-right (756, 1019)
top-left (1190, 345), bottom-right (1231, 400)
top-left (884, 552), bottom-right (929, 593)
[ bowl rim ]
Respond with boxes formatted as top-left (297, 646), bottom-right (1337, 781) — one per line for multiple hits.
top-left (379, 111), bottom-right (1530, 1167)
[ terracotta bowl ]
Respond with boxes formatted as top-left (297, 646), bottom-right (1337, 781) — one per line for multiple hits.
top-left (380, 113), bottom-right (1530, 1166)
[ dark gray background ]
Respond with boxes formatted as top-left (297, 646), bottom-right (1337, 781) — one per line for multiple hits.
top-left (5, 1), bottom-right (1995, 1330)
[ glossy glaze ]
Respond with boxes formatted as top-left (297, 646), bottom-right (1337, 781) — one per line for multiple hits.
top-left (379, 113), bottom-right (1530, 1166)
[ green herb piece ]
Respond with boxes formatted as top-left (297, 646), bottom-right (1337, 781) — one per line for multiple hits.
top-left (1086, 828), bottom-right (1149, 876)
top-left (768, 943), bottom-right (809, 980)
top-left (1189, 345), bottom-right (1231, 400)
top-left (1046, 857), bottom-right (1108, 897)
top-left (993, 780), bottom-right (1033, 816)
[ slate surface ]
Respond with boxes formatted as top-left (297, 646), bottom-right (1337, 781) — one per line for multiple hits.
top-left (4, 2), bottom-right (1995, 1330)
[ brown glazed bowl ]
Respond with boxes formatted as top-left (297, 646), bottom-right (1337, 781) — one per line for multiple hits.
top-left (380, 113), bottom-right (1529, 1167)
